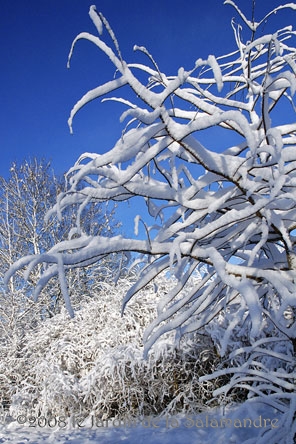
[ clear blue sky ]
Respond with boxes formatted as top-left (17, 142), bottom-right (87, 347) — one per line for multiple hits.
top-left (0, 0), bottom-right (293, 235)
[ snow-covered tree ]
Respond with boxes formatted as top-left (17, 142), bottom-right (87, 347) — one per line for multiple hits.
top-left (0, 158), bottom-right (121, 342)
top-left (5, 3), bottom-right (296, 441)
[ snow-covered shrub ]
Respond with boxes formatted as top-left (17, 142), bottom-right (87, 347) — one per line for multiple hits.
top-left (2, 276), bottom-right (228, 420)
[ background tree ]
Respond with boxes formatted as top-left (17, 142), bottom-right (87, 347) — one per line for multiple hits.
top-left (5, 3), bottom-right (296, 442)
top-left (0, 158), bottom-right (121, 344)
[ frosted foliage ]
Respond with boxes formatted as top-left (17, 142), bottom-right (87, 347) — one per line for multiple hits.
top-left (5, 2), bottom-right (296, 440)
top-left (2, 277), bottom-right (224, 420)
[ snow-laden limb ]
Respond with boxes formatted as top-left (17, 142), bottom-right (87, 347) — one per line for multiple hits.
top-left (5, 2), bottom-right (296, 432)
top-left (89, 5), bottom-right (103, 36)
top-left (200, 336), bottom-right (296, 443)
top-left (67, 77), bottom-right (128, 134)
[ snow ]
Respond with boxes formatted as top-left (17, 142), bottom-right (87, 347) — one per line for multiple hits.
top-left (57, 254), bottom-right (74, 318)
top-left (0, 403), bottom-right (285, 444)
top-left (89, 5), bottom-right (103, 36)
top-left (134, 214), bottom-right (141, 237)
top-left (224, 0), bottom-right (259, 31)
top-left (67, 77), bottom-right (128, 134)
top-left (207, 55), bottom-right (223, 92)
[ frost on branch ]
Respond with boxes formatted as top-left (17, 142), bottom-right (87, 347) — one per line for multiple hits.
top-left (5, 3), bottom-right (296, 437)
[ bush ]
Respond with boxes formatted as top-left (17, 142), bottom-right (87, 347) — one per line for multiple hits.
top-left (1, 276), bottom-right (232, 421)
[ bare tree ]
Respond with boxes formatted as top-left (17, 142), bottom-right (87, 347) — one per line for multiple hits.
top-left (0, 158), bottom-right (121, 342)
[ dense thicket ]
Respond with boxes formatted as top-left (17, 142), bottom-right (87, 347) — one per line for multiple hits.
top-left (2, 276), bottom-right (226, 421)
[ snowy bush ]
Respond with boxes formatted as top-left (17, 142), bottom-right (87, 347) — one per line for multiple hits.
top-left (1, 276), bottom-right (228, 420)
top-left (5, 2), bottom-right (296, 442)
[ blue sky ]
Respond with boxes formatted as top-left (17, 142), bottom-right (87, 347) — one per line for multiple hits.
top-left (1, 0), bottom-right (294, 236)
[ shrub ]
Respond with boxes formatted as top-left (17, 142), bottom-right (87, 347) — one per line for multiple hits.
top-left (2, 276), bottom-right (231, 421)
